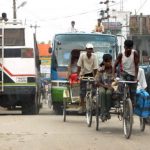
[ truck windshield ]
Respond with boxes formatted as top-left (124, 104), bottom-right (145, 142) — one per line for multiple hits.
top-left (54, 34), bottom-right (117, 66)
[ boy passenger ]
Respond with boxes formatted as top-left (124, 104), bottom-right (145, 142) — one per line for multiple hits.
top-left (95, 54), bottom-right (114, 121)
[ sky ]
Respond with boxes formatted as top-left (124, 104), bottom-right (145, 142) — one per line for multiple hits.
top-left (0, 0), bottom-right (150, 43)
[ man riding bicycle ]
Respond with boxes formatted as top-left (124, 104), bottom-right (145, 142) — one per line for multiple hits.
top-left (77, 43), bottom-right (98, 113)
top-left (113, 39), bottom-right (139, 105)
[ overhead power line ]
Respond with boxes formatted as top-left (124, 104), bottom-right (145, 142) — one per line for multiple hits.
top-left (137, 0), bottom-right (148, 14)
top-left (23, 1), bottom-right (121, 23)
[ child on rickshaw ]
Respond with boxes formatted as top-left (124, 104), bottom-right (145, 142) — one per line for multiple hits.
top-left (95, 54), bottom-right (114, 121)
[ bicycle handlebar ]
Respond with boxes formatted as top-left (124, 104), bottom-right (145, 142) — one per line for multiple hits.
top-left (118, 80), bottom-right (137, 84)
top-left (80, 76), bottom-right (95, 82)
top-left (115, 77), bottom-right (137, 84)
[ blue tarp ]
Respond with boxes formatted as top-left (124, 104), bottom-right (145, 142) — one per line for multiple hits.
top-left (134, 89), bottom-right (150, 118)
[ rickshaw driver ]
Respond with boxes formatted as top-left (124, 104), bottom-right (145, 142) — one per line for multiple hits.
top-left (113, 40), bottom-right (139, 105)
top-left (76, 43), bottom-right (98, 113)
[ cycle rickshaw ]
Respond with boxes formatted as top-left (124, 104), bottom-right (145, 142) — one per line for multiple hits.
top-left (62, 48), bottom-right (146, 139)
top-left (95, 78), bottom-right (146, 139)
top-left (62, 49), bottom-right (96, 125)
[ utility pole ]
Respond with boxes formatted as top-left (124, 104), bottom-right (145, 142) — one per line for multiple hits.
top-left (30, 24), bottom-right (40, 36)
top-left (13, 0), bottom-right (17, 19)
top-left (13, 0), bottom-right (27, 20)
top-left (99, 0), bottom-right (115, 33)
top-left (120, 0), bottom-right (123, 11)
top-left (106, 0), bottom-right (110, 30)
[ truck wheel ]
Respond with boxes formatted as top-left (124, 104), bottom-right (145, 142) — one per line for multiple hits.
top-left (22, 94), bottom-right (39, 115)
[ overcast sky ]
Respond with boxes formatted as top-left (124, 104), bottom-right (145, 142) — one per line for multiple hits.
top-left (0, 0), bottom-right (150, 42)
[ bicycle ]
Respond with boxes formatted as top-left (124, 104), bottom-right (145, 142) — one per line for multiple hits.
top-left (119, 80), bottom-right (136, 139)
top-left (80, 76), bottom-right (95, 127)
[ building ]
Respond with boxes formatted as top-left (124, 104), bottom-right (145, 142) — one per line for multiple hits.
top-left (130, 14), bottom-right (150, 35)
top-left (38, 44), bottom-right (51, 78)
top-left (103, 21), bottom-right (122, 35)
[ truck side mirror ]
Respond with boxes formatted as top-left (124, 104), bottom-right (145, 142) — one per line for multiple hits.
top-left (39, 60), bottom-right (41, 65)
top-left (49, 47), bottom-right (52, 53)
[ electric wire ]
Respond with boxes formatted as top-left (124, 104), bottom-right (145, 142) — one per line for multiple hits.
top-left (136, 0), bottom-right (148, 14)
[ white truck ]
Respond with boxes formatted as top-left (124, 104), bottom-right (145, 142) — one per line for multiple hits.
top-left (0, 19), bottom-right (41, 114)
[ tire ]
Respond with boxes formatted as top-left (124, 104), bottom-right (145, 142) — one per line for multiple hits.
top-left (39, 93), bottom-right (43, 109)
top-left (123, 98), bottom-right (133, 139)
top-left (48, 94), bottom-right (52, 109)
top-left (86, 95), bottom-right (93, 127)
top-left (140, 117), bottom-right (146, 132)
top-left (96, 94), bottom-right (100, 131)
top-left (53, 103), bottom-right (63, 115)
top-left (63, 100), bottom-right (66, 122)
top-left (22, 93), bottom-right (39, 115)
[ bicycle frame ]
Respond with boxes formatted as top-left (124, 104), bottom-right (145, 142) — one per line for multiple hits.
top-left (80, 77), bottom-right (95, 96)
top-left (80, 77), bottom-right (95, 127)
top-left (119, 80), bottom-right (137, 100)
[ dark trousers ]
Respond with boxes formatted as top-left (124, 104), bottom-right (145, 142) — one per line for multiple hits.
top-left (80, 73), bottom-right (95, 99)
top-left (99, 87), bottom-right (112, 114)
top-left (121, 71), bottom-right (137, 105)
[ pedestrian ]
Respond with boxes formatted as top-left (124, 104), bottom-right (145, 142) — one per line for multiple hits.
top-left (77, 43), bottom-right (98, 113)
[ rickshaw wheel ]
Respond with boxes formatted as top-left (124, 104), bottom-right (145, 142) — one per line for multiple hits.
top-left (140, 117), bottom-right (146, 132)
top-left (96, 95), bottom-right (100, 131)
top-left (86, 96), bottom-right (93, 127)
top-left (63, 100), bottom-right (66, 122)
top-left (123, 98), bottom-right (133, 139)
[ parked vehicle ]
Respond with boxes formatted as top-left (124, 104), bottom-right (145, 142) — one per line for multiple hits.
top-left (0, 19), bottom-right (41, 114)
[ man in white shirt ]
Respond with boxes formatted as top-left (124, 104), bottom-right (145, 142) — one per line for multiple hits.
top-left (77, 43), bottom-right (98, 112)
top-left (68, 21), bottom-right (77, 32)
top-left (137, 67), bottom-right (147, 90)
top-left (113, 40), bottom-right (139, 105)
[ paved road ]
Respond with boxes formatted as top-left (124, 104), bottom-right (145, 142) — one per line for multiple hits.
top-left (0, 105), bottom-right (150, 150)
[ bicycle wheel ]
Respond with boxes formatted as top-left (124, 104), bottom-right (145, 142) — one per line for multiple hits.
top-left (48, 94), bottom-right (52, 109)
top-left (63, 100), bottom-right (66, 122)
top-left (123, 98), bottom-right (133, 139)
top-left (96, 94), bottom-right (100, 131)
top-left (140, 117), bottom-right (146, 132)
top-left (86, 95), bottom-right (93, 127)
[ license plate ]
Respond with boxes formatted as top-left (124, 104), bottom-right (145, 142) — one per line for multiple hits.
top-left (16, 77), bottom-right (27, 83)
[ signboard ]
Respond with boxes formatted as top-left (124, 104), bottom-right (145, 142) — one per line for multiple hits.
top-left (40, 56), bottom-right (51, 65)
top-left (40, 65), bottom-right (50, 73)
top-left (103, 22), bottom-right (122, 30)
